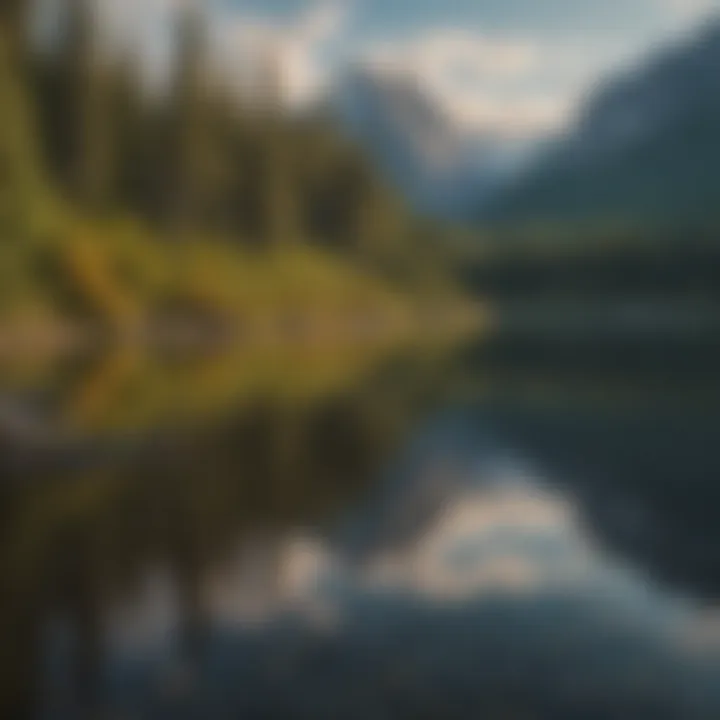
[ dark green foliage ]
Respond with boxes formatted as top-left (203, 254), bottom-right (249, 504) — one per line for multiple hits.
top-left (0, 0), bottom-right (466, 329)
top-left (0, 0), bottom-right (28, 60)
top-left (163, 3), bottom-right (211, 237)
top-left (0, 31), bottom-right (46, 240)
top-left (57, 0), bottom-right (114, 208)
top-left (487, 24), bottom-right (720, 227)
top-left (461, 230), bottom-right (720, 311)
top-left (16, 0), bottom-right (416, 259)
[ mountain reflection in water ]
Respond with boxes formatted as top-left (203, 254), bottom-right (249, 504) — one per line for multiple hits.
top-left (1, 342), bottom-right (720, 720)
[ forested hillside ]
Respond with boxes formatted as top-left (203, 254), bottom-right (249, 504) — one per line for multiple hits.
top-left (486, 21), bottom-right (720, 225)
top-left (0, 0), bottom-right (461, 341)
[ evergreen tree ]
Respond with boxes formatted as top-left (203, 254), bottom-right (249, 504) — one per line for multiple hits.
top-left (164, 0), bottom-right (209, 238)
top-left (0, 0), bottom-right (28, 60)
top-left (263, 121), bottom-right (301, 247)
top-left (110, 55), bottom-right (150, 215)
top-left (0, 0), bottom-right (417, 267)
top-left (0, 31), bottom-right (47, 241)
top-left (56, 0), bottom-right (114, 210)
top-left (256, 43), bottom-right (301, 247)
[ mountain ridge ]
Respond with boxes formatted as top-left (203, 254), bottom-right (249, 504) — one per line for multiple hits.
top-left (333, 65), bottom-right (534, 219)
top-left (485, 19), bottom-right (720, 226)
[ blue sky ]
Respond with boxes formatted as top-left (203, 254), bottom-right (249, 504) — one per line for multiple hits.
top-left (225, 0), bottom-right (688, 36)
top-left (215, 0), bottom-right (720, 134)
top-left (99, 0), bottom-right (720, 137)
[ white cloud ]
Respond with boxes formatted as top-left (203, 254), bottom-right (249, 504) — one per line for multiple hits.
top-left (213, 1), bottom-right (351, 108)
top-left (364, 31), bottom-right (537, 85)
top-left (430, 85), bottom-right (573, 138)
top-left (357, 22), bottom-right (693, 138)
top-left (381, 29), bottom-right (539, 80)
top-left (659, 0), bottom-right (719, 21)
top-left (361, 30), bottom-right (594, 136)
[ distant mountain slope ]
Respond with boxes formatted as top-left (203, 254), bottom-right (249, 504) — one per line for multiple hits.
top-left (486, 21), bottom-right (720, 225)
top-left (335, 67), bottom-right (532, 219)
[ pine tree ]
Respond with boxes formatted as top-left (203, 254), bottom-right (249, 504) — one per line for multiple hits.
top-left (55, 0), bottom-right (115, 210)
top-left (0, 0), bottom-right (28, 59)
top-left (0, 30), bottom-right (47, 240)
top-left (263, 122), bottom-right (301, 247)
top-left (256, 43), bottom-right (301, 248)
top-left (110, 55), bottom-right (148, 214)
top-left (164, 0), bottom-right (209, 238)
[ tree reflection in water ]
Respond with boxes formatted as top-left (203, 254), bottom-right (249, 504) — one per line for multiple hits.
top-left (0, 343), bottom-right (458, 719)
top-left (1, 342), bottom-right (720, 719)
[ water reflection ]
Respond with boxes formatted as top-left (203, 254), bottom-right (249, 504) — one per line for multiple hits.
top-left (1, 343), bottom-right (720, 719)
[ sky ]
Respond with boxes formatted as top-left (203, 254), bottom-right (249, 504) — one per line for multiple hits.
top-left (94, 0), bottom-right (720, 138)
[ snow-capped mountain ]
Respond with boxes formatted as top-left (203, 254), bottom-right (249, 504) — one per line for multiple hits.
top-left (333, 66), bottom-right (537, 219)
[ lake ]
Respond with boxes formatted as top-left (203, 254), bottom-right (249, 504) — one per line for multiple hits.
top-left (2, 333), bottom-right (720, 719)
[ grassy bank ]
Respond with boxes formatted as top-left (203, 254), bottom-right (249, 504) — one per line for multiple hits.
top-left (0, 207), bottom-right (482, 354)
top-left (0, 11), bottom-right (483, 356)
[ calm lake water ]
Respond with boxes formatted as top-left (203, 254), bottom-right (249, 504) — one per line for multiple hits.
top-left (2, 335), bottom-right (720, 719)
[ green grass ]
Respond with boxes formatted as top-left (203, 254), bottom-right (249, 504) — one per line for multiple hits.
top-left (0, 209), bottom-right (422, 329)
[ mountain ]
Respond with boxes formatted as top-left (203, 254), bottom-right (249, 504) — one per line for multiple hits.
top-left (487, 20), bottom-right (720, 225)
top-left (334, 66), bottom-right (533, 219)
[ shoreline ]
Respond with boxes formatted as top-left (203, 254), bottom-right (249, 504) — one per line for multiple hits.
top-left (0, 303), bottom-right (488, 359)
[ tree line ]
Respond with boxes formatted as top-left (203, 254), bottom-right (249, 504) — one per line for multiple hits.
top-left (0, 0), bottom-right (412, 265)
